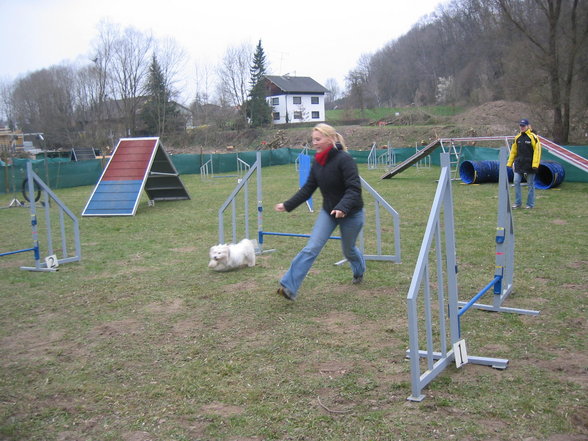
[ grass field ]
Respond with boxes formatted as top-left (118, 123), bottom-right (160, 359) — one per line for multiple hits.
top-left (0, 162), bottom-right (586, 441)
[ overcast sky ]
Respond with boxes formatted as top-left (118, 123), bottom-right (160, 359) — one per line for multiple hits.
top-left (0, 0), bottom-right (447, 103)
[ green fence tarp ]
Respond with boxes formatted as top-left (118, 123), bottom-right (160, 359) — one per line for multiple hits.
top-left (1, 158), bottom-right (105, 194)
top-left (2, 145), bottom-right (587, 194)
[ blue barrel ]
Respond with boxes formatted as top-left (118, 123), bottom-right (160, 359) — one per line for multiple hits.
top-left (535, 161), bottom-right (565, 189)
top-left (459, 160), bottom-right (513, 184)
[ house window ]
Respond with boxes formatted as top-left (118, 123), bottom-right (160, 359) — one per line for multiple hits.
top-left (273, 112), bottom-right (280, 121)
top-left (311, 96), bottom-right (319, 105)
top-left (293, 96), bottom-right (301, 105)
top-left (311, 111), bottom-right (320, 119)
top-left (271, 97), bottom-right (279, 106)
top-left (293, 111), bottom-right (303, 120)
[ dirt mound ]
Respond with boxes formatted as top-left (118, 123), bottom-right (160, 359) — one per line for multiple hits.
top-left (453, 100), bottom-right (540, 134)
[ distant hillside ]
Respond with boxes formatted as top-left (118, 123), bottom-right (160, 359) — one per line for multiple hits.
top-left (166, 101), bottom-right (588, 154)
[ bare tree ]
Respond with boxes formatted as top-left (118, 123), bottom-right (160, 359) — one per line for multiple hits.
top-left (191, 63), bottom-right (215, 125)
top-left (346, 54), bottom-right (376, 111)
top-left (10, 66), bottom-right (79, 147)
top-left (155, 37), bottom-right (186, 104)
top-left (90, 20), bottom-right (118, 124)
top-left (216, 43), bottom-right (253, 125)
top-left (108, 26), bottom-right (153, 136)
top-left (491, 0), bottom-right (586, 143)
top-left (0, 79), bottom-right (14, 124)
top-left (144, 38), bottom-right (187, 136)
top-left (324, 78), bottom-right (341, 109)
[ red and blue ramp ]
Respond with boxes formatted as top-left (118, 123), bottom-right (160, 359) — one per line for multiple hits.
top-left (82, 137), bottom-right (189, 216)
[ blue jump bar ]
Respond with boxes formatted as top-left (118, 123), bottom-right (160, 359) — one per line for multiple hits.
top-left (0, 246), bottom-right (36, 257)
top-left (261, 231), bottom-right (341, 240)
top-left (458, 275), bottom-right (502, 317)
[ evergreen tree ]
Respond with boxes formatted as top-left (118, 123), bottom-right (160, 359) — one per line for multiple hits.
top-left (246, 40), bottom-right (272, 127)
top-left (141, 54), bottom-right (179, 136)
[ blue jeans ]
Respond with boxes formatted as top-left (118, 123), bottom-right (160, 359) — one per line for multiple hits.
top-left (280, 209), bottom-right (366, 299)
top-left (513, 172), bottom-right (535, 207)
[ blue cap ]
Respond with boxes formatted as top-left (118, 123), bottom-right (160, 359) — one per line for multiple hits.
top-left (519, 119), bottom-right (529, 126)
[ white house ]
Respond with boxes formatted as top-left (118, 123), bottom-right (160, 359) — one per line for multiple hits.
top-left (264, 75), bottom-right (329, 125)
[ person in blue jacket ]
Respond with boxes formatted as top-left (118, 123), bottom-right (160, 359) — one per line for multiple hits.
top-left (507, 118), bottom-right (542, 209)
top-left (274, 123), bottom-right (365, 300)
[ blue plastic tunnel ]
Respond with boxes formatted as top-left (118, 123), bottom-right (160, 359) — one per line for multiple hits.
top-left (535, 161), bottom-right (566, 189)
top-left (459, 160), bottom-right (565, 189)
top-left (459, 160), bottom-right (513, 184)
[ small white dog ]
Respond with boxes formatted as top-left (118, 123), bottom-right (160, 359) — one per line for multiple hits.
top-left (208, 238), bottom-right (256, 272)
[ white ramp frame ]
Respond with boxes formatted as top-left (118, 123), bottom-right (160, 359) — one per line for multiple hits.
top-left (438, 140), bottom-right (462, 178)
top-left (354, 177), bottom-right (401, 263)
top-left (200, 155), bottom-right (213, 180)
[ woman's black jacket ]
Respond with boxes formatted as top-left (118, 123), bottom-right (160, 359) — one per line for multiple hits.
top-left (283, 146), bottom-right (363, 216)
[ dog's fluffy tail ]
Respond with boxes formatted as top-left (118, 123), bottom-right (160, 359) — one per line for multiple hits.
top-left (241, 238), bottom-right (258, 250)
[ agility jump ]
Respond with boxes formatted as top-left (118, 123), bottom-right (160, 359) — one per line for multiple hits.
top-left (217, 151), bottom-right (401, 264)
top-left (406, 147), bottom-right (538, 402)
top-left (0, 161), bottom-right (81, 272)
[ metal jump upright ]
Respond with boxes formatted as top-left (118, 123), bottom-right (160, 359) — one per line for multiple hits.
top-left (0, 162), bottom-right (81, 271)
top-left (406, 147), bottom-right (540, 402)
top-left (457, 147), bottom-right (539, 316)
top-left (368, 143), bottom-right (396, 170)
top-left (407, 146), bottom-right (539, 401)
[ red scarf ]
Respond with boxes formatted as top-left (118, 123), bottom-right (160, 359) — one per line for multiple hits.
top-left (315, 144), bottom-right (333, 166)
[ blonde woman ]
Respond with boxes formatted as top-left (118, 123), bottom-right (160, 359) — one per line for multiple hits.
top-left (274, 123), bottom-right (365, 300)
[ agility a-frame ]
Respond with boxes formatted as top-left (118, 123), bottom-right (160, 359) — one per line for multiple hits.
top-left (82, 137), bottom-right (189, 217)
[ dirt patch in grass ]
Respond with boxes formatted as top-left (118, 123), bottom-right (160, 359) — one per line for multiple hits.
top-left (170, 246), bottom-right (198, 253)
top-left (121, 432), bottom-right (154, 441)
top-left (200, 402), bottom-right (245, 417)
top-left (536, 351), bottom-right (588, 388)
top-left (142, 298), bottom-right (184, 314)
top-left (524, 435), bottom-right (588, 441)
top-left (1, 327), bottom-right (65, 361)
top-left (88, 318), bottom-right (145, 340)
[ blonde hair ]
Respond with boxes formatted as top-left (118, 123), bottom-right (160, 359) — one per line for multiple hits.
top-left (313, 123), bottom-right (348, 151)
